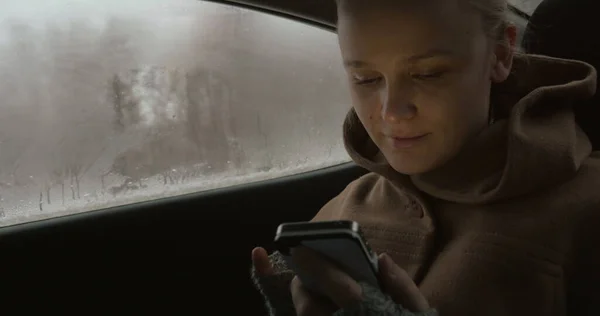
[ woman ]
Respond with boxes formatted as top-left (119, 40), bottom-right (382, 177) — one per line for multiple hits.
top-left (252, 0), bottom-right (600, 315)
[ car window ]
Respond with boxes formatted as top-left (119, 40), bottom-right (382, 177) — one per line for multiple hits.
top-left (0, 0), bottom-right (352, 226)
top-left (509, 0), bottom-right (543, 15)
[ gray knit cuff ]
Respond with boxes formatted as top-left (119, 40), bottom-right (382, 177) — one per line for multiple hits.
top-left (251, 251), bottom-right (297, 316)
top-left (333, 282), bottom-right (438, 316)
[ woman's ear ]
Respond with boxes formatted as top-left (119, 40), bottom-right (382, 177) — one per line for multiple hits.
top-left (491, 24), bottom-right (517, 83)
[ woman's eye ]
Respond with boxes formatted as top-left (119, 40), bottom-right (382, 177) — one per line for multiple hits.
top-left (411, 71), bottom-right (445, 80)
top-left (353, 76), bottom-right (383, 86)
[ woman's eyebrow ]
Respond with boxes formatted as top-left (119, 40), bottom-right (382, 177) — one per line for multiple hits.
top-left (344, 60), bottom-right (373, 69)
top-left (344, 49), bottom-right (456, 68)
top-left (406, 48), bottom-right (456, 62)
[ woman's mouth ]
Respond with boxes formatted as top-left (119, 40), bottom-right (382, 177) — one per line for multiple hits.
top-left (389, 134), bottom-right (429, 149)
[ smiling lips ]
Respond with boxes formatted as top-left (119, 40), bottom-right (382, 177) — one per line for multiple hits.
top-left (389, 134), bottom-right (429, 149)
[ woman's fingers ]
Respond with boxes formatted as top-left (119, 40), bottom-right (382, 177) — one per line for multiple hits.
top-left (378, 253), bottom-right (430, 312)
top-left (291, 246), bottom-right (363, 308)
top-left (290, 276), bottom-right (337, 316)
top-left (251, 247), bottom-right (274, 276)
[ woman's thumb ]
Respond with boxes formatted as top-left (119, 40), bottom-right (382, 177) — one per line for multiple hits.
top-left (378, 253), bottom-right (430, 312)
top-left (252, 247), bottom-right (275, 276)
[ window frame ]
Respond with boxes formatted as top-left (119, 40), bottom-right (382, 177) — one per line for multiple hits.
top-left (508, 2), bottom-right (532, 20)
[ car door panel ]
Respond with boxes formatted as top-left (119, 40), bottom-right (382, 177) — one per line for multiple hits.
top-left (0, 163), bottom-right (367, 314)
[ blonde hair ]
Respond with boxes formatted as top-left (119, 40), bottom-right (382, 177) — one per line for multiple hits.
top-left (466, 0), bottom-right (509, 41)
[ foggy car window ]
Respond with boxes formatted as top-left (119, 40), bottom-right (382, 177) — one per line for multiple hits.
top-left (509, 0), bottom-right (543, 15)
top-left (0, 0), bottom-right (352, 226)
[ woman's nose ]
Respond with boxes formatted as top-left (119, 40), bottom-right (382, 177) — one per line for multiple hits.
top-left (381, 88), bottom-right (417, 123)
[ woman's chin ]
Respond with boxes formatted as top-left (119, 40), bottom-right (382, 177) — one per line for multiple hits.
top-left (384, 151), bottom-right (443, 175)
top-left (387, 158), bottom-right (434, 175)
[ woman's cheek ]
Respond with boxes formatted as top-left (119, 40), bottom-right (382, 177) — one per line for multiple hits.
top-left (353, 92), bottom-right (383, 123)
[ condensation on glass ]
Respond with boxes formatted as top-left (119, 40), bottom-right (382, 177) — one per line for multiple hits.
top-left (508, 0), bottom-right (543, 15)
top-left (0, 0), bottom-right (351, 226)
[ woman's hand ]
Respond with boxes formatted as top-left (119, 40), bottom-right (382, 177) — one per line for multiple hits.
top-left (290, 247), bottom-right (430, 316)
top-left (251, 246), bottom-right (430, 315)
top-left (252, 247), bottom-right (275, 277)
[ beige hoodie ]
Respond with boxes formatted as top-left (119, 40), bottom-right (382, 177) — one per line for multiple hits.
top-left (253, 54), bottom-right (600, 316)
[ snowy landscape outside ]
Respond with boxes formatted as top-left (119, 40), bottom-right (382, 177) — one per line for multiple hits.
top-left (0, 0), bottom-right (352, 226)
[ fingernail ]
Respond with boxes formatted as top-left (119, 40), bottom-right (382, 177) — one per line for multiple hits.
top-left (379, 253), bottom-right (396, 278)
top-left (379, 253), bottom-right (390, 264)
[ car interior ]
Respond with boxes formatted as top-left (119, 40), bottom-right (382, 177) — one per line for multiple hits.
top-left (2, 0), bottom-right (597, 315)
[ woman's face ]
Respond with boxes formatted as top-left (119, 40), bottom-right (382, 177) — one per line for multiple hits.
top-left (337, 0), bottom-right (514, 174)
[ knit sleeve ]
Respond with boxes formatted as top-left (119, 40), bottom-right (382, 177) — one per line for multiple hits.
top-left (251, 251), bottom-right (297, 316)
top-left (333, 283), bottom-right (438, 316)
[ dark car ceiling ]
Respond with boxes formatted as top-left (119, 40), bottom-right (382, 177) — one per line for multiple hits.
top-left (205, 0), bottom-right (530, 28)
top-left (210, 0), bottom-right (337, 27)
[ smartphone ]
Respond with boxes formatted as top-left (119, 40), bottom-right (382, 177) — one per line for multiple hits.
top-left (274, 220), bottom-right (380, 294)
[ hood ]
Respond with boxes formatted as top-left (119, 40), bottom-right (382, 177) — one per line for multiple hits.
top-left (344, 54), bottom-right (597, 204)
